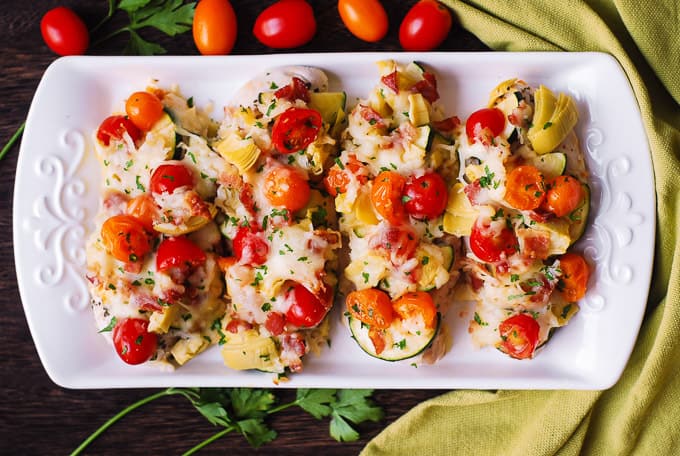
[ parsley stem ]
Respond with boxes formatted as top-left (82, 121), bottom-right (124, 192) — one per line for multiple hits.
top-left (265, 400), bottom-right (299, 415)
top-left (0, 121), bottom-right (25, 161)
top-left (182, 426), bottom-right (235, 456)
top-left (70, 389), bottom-right (176, 456)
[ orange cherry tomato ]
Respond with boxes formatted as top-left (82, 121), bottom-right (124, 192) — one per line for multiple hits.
top-left (126, 194), bottom-right (158, 232)
top-left (399, 0), bottom-right (452, 51)
top-left (193, 0), bottom-right (238, 55)
top-left (125, 91), bottom-right (164, 132)
top-left (558, 253), bottom-right (590, 301)
top-left (338, 0), bottom-right (388, 43)
top-left (498, 313), bottom-right (540, 360)
top-left (263, 165), bottom-right (311, 212)
top-left (371, 171), bottom-right (407, 225)
top-left (542, 175), bottom-right (583, 217)
top-left (346, 288), bottom-right (394, 329)
top-left (101, 215), bottom-right (152, 263)
top-left (323, 154), bottom-right (366, 197)
top-left (392, 291), bottom-right (437, 329)
top-left (504, 165), bottom-right (546, 210)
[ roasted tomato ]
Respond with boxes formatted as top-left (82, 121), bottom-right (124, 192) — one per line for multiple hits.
top-left (263, 165), bottom-right (311, 212)
top-left (469, 217), bottom-right (518, 263)
top-left (253, 0), bottom-right (316, 49)
top-left (498, 313), bottom-right (540, 360)
top-left (338, 0), bottom-right (388, 43)
top-left (96, 115), bottom-right (141, 146)
top-left (40, 6), bottom-right (89, 56)
top-left (346, 288), bottom-right (394, 329)
top-left (125, 91), bottom-right (164, 132)
top-left (402, 171), bottom-right (449, 220)
top-left (193, 0), bottom-right (238, 55)
top-left (156, 236), bottom-right (207, 272)
top-left (285, 283), bottom-right (329, 328)
top-left (542, 175), bottom-right (583, 217)
top-left (323, 154), bottom-right (366, 197)
top-left (399, 0), bottom-right (452, 51)
top-left (558, 252), bottom-right (590, 301)
top-left (112, 318), bottom-right (158, 365)
top-left (465, 107), bottom-right (505, 144)
top-left (101, 215), bottom-right (152, 263)
top-left (232, 226), bottom-right (269, 266)
top-left (504, 165), bottom-right (546, 211)
top-left (371, 171), bottom-right (407, 225)
top-left (126, 194), bottom-right (158, 232)
top-left (149, 163), bottom-right (194, 195)
top-left (271, 107), bottom-right (322, 153)
top-left (392, 291), bottom-right (437, 328)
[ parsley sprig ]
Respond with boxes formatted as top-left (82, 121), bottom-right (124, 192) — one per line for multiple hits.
top-left (71, 388), bottom-right (383, 455)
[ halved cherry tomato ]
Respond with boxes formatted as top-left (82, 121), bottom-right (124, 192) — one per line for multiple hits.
top-left (323, 155), bottom-right (366, 197)
top-left (285, 283), bottom-right (329, 328)
top-left (402, 172), bottom-right (449, 220)
top-left (125, 91), bottom-right (164, 132)
top-left (469, 217), bottom-right (518, 263)
top-left (156, 236), bottom-right (207, 272)
top-left (232, 226), bottom-right (269, 265)
top-left (392, 291), bottom-right (437, 328)
top-left (542, 175), bottom-right (583, 217)
top-left (101, 215), bottom-right (152, 263)
top-left (263, 165), bottom-right (311, 212)
top-left (373, 226), bottom-right (418, 259)
top-left (271, 107), bottom-right (322, 153)
top-left (253, 0), bottom-right (316, 49)
top-left (149, 163), bottom-right (194, 195)
top-left (193, 0), bottom-right (238, 55)
top-left (96, 115), bottom-right (141, 146)
top-left (338, 0), bottom-right (388, 43)
top-left (112, 318), bottom-right (158, 365)
top-left (558, 253), bottom-right (589, 301)
top-left (40, 6), bottom-right (89, 56)
top-left (126, 194), bottom-right (158, 232)
top-left (504, 165), bottom-right (546, 210)
top-left (498, 313), bottom-right (540, 360)
top-left (399, 0), bottom-right (452, 51)
top-left (346, 288), bottom-right (394, 329)
top-left (371, 171), bottom-right (407, 225)
top-left (465, 107), bottom-right (505, 143)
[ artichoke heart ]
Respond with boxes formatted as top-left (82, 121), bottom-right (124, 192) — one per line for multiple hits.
top-left (442, 183), bottom-right (478, 236)
top-left (487, 78), bottom-right (519, 107)
top-left (408, 93), bottom-right (430, 127)
top-left (154, 204), bottom-right (218, 236)
top-left (221, 329), bottom-right (279, 371)
top-left (528, 87), bottom-right (578, 155)
top-left (215, 133), bottom-right (261, 173)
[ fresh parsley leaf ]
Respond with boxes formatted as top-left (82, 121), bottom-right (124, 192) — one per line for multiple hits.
top-left (296, 389), bottom-right (335, 419)
top-left (329, 390), bottom-right (383, 442)
top-left (236, 417), bottom-right (277, 448)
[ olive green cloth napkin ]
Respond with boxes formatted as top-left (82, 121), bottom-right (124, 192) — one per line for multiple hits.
top-left (362, 1), bottom-right (680, 455)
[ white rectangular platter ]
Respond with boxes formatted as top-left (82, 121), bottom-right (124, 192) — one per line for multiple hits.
top-left (14, 52), bottom-right (655, 389)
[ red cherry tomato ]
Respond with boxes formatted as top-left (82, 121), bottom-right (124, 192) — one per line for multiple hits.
top-left (402, 172), bottom-right (449, 220)
top-left (253, 0), bottom-right (316, 49)
top-left (542, 175), bottom-right (583, 217)
top-left (112, 318), bottom-right (158, 365)
top-left (156, 236), bottom-right (207, 272)
top-left (399, 0), bottom-right (452, 51)
top-left (285, 283), bottom-right (329, 328)
top-left (125, 91), bottom-right (164, 132)
top-left (465, 107), bottom-right (506, 143)
top-left (193, 0), bottom-right (238, 55)
top-left (101, 215), bottom-right (152, 263)
top-left (40, 6), bottom-right (89, 56)
top-left (469, 217), bottom-right (518, 263)
top-left (371, 171), bottom-right (407, 225)
top-left (498, 313), bottom-right (540, 360)
top-left (96, 115), bottom-right (141, 146)
top-left (232, 226), bottom-right (269, 265)
top-left (338, 0), bottom-right (388, 43)
top-left (263, 165), bottom-right (311, 212)
top-left (272, 107), bottom-right (322, 153)
top-left (149, 163), bottom-right (194, 194)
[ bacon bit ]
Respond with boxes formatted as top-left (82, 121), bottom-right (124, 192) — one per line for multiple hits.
top-left (528, 209), bottom-right (551, 223)
top-left (469, 274), bottom-right (484, 291)
top-left (463, 180), bottom-right (484, 206)
top-left (274, 77), bottom-right (311, 103)
top-left (282, 333), bottom-right (306, 357)
top-left (411, 72), bottom-right (439, 103)
top-left (359, 105), bottom-right (385, 128)
top-left (431, 116), bottom-right (460, 133)
top-left (188, 192), bottom-right (212, 220)
top-left (265, 312), bottom-right (286, 336)
top-left (133, 293), bottom-right (164, 312)
top-left (519, 230), bottom-right (551, 260)
top-left (226, 319), bottom-right (253, 334)
top-left (102, 190), bottom-right (130, 215)
top-left (239, 183), bottom-right (258, 217)
top-left (523, 275), bottom-right (554, 304)
top-left (123, 261), bottom-right (144, 274)
top-left (368, 327), bottom-right (386, 355)
top-left (380, 71), bottom-right (399, 94)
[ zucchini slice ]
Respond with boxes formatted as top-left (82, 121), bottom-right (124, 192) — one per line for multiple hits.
top-left (527, 152), bottom-right (566, 180)
top-left (348, 313), bottom-right (441, 362)
top-left (567, 183), bottom-right (590, 243)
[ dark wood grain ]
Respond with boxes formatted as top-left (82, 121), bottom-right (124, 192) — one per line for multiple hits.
top-left (0, 1), bottom-right (488, 454)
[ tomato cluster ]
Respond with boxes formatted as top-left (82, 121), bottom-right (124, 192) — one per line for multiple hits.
top-left (371, 170), bottom-right (449, 224)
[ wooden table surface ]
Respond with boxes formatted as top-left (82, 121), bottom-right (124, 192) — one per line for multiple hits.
top-left (0, 1), bottom-right (488, 454)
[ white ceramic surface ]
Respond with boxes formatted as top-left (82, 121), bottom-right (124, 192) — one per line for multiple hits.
top-left (13, 52), bottom-right (655, 389)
